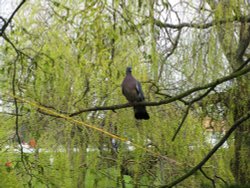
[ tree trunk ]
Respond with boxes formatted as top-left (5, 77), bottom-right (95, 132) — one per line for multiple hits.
top-left (207, 0), bottom-right (250, 184)
top-left (231, 77), bottom-right (250, 184)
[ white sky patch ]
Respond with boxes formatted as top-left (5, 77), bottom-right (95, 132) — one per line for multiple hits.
top-left (0, 0), bottom-right (19, 18)
top-left (0, 0), bottom-right (20, 45)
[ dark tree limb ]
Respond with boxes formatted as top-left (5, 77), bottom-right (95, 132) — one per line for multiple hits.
top-left (0, 0), bottom-right (30, 58)
top-left (12, 55), bottom-right (33, 187)
top-left (236, 58), bottom-right (250, 72)
top-left (0, 111), bottom-right (23, 116)
top-left (69, 65), bottom-right (250, 117)
top-left (155, 15), bottom-right (250, 30)
top-left (155, 91), bottom-right (188, 105)
top-left (159, 110), bottom-right (250, 188)
top-left (0, 16), bottom-right (7, 24)
top-left (200, 168), bottom-right (216, 188)
top-left (236, 22), bottom-right (250, 61)
top-left (12, 56), bottom-right (24, 156)
top-left (2, 33), bottom-right (20, 53)
top-left (32, 65), bottom-right (250, 118)
top-left (172, 86), bottom-right (215, 141)
top-left (0, 0), bottom-right (26, 36)
top-left (2, 32), bottom-right (31, 58)
top-left (214, 175), bottom-right (228, 186)
top-left (171, 104), bottom-right (191, 141)
top-left (164, 28), bottom-right (182, 60)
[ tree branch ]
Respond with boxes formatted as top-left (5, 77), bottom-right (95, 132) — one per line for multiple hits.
top-left (69, 65), bottom-right (250, 117)
top-left (200, 168), bottom-right (216, 188)
top-left (236, 21), bottom-right (250, 61)
top-left (155, 15), bottom-right (250, 30)
top-left (0, 0), bottom-right (26, 36)
top-left (235, 58), bottom-right (250, 72)
top-left (12, 55), bottom-right (32, 186)
top-left (160, 110), bottom-right (250, 188)
top-left (33, 65), bottom-right (249, 119)
top-left (214, 175), bottom-right (228, 186)
top-left (172, 86), bottom-right (215, 141)
top-left (171, 104), bottom-right (191, 141)
top-left (0, 111), bottom-right (23, 116)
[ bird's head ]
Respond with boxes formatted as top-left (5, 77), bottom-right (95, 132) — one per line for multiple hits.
top-left (126, 66), bottom-right (132, 74)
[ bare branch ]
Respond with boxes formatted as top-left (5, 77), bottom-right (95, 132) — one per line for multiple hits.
top-left (69, 65), bottom-right (250, 117)
top-left (0, 0), bottom-right (26, 36)
top-left (12, 54), bottom-right (32, 185)
top-left (31, 65), bottom-right (250, 119)
top-left (160, 110), bottom-right (250, 188)
top-left (172, 86), bottom-right (215, 141)
top-left (0, 16), bottom-right (7, 24)
top-left (200, 168), bottom-right (216, 188)
top-left (0, 111), bottom-right (23, 116)
top-left (235, 58), bottom-right (250, 72)
top-left (2, 33), bottom-right (31, 58)
top-left (164, 28), bottom-right (182, 60)
top-left (34, 65), bottom-right (249, 118)
top-left (155, 15), bottom-right (250, 30)
top-left (214, 175), bottom-right (228, 186)
top-left (171, 104), bottom-right (191, 141)
top-left (236, 22), bottom-right (250, 61)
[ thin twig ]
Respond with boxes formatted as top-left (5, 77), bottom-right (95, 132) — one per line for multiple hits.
top-left (172, 104), bottom-right (191, 141)
top-left (2, 33), bottom-right (31, 58)
top-left (171, 85), bottom-right (216, 141)
top-left (200, 168), bottom-right (216, 188)
top-left (0, 111), bottom-right (23, 116)
top-left (214, 175), bottom-right (228, 186)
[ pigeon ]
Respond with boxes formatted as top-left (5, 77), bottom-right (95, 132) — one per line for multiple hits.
top-left (121, 67), bottom-right (150, 120)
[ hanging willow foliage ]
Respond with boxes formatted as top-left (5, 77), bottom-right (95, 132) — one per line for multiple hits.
top-left (0, 0), bottom-right (249, 187)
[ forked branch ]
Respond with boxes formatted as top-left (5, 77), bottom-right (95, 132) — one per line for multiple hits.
top-left (69, 64), bottom-right (250, 117)
top-left (159, 110), bottom-right (250, 188)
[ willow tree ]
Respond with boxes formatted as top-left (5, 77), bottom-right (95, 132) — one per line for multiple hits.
top-left (0, 0), bottom-right (249, 188)
top-left (153, 0), bottom-right (250, 186)
top-left (207, 1), bottom-right (250, 184)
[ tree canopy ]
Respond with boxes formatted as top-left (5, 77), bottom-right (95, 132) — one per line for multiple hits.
top-left (0, 0), bottom-right (249, 187)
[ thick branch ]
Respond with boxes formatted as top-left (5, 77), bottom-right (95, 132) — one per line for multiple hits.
top-left (69, 65), bottom-right (250, 117)
top-left (155, 15), bottom-right (250, 29)
top-left (236, 22), bottom-right (250, 61)
top-left (160, 110), bottom-right (250, 188)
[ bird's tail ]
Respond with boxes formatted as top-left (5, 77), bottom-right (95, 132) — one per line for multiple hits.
top-left (133, 106), bottom-right (150, 120)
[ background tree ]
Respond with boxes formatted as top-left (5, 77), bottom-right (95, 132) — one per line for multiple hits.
top-left (0, 0), bottom-right (249, 187)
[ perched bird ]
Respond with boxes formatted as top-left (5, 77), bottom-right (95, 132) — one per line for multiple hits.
top-left (121, 67), bottom-right (150, 120)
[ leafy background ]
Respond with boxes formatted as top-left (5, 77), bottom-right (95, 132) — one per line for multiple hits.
top-left (0, 0), bottom-right (249, 187)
